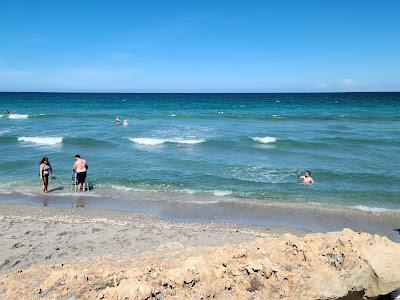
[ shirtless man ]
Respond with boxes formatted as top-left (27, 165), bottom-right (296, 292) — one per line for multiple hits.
top-left (73, 154), bottom-right (88, 191)
top-left (298, 170), bottom-right (314, 184)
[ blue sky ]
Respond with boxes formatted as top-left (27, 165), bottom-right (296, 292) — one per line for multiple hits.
top-left (0, 0), bottom-right (399, 92)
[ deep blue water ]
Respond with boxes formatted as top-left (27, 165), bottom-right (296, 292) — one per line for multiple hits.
top-left (0, 92), bottom-right (399, 211)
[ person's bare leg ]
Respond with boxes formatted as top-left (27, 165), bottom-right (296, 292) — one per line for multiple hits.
top-left (44, 177), bottom-right (48, 193)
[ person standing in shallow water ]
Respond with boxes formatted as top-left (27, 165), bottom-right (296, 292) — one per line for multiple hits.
top-left (39, 157), bottom-right (53, 193)
top-left (73, 154), bottom-right (88, 191)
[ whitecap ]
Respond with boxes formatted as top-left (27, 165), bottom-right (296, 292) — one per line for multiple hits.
top-left (170, 114), bottom-right (177, 117)
top-left (18, 136), bottom-right (63, 146)
top-left (129, 137), bottom-right (205, 145)
top-left (213, 190), bottom-right (232, 197)
top-left (173, 139), bottom-right (205, 144)
top-left (9, 114), bottom-right (28, 119)
top-left (129, 138), bottom-right (166, 145)
top-left (251, 136), bottom-right (278, 144)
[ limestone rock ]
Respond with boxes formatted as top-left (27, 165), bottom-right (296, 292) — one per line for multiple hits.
top-left (0, 229), bottom-right (399, 299)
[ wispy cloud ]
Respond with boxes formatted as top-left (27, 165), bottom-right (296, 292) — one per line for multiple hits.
top-left (315, 83), bottom-right (328, 89)
top-left (339, 78), bottom-right (357, 87)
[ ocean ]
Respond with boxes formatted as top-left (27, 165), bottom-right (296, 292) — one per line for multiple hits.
top-left (0, 92), bottom-right (399, 213)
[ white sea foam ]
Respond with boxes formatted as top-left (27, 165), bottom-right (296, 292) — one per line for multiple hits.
top-left (9, 114), bottom-right (28, 119)
top-left (184, 189), bottom-right (197, 194)
top-left (129, 137), bottom-right (205, 145)
top-left (251, 136), bottom-right (278, 144)
top-left (108, 185), bottom-right (133, 192)
top-left (94, 184), bottom-right (134, 192)
top-left (174, 139), bottom-right (205, 144)
top-left (213, 190), bottom-right (232, 197)
top-left (352, 205), bottom-right (400, 213)
top-left (170, 114), bottom-right (177, 117)
top-left (129, 138), bottom-right (166, 145)
top-left (18, 136), bottom-right (63, 146)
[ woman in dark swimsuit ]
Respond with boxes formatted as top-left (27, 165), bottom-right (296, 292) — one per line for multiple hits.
top-left (39, 157), bottom-right (53, 193)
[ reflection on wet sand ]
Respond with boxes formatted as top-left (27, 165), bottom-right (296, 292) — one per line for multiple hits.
top-left (40, 195), bottom-right (49, 207)
top-left (74, 196), bottom-right (85, 208)
top-left (39, 192), bottom-right (86, 208)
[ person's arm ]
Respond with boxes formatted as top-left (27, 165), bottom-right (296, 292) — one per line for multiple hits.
top-left (85, 162), bottom-right (88, 171)
top-left (39, 164), bottom-right (43, 181)
top-left (72, 162), bottom-right (76, 172)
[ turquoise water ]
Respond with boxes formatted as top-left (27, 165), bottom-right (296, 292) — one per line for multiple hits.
top-left (0, 92), bottom-right (399, 211)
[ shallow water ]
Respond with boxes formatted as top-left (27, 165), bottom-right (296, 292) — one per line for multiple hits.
top-left (0, 92), bottom-right (399, 212)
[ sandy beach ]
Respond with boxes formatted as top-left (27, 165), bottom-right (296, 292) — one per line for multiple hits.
top-left (0, 203), bottom-right (291, 276)
top-left (0, 202), bottom-right (399, 299)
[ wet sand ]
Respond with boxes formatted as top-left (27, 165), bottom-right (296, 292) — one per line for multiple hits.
top-left (1, 188), bottom-right (399, 242)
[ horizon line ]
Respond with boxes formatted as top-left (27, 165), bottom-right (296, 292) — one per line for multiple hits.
top-left (0, 90), bottom-right (399, 94)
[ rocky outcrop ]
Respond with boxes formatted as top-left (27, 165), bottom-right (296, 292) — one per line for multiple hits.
top-left (1, 229), bottom-right (399, 299)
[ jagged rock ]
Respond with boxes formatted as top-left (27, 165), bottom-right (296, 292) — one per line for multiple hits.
top-left (0, 229), bottom-right (399, 299)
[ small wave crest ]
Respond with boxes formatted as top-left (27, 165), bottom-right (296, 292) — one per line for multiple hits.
top-left (8, 114), bottom-right (29, 119)
top-left (251, 136), bottom-right (278, 144)
top-left (213, 190), bottom-right (232, 197)
top-left (129, 137), bottom-right (205, 145)
top-left (107, 184), bottom-right (134, 192)
top-left (18, 136), bottom-right (63, 146)
top-left (352, 205), bottom-right (400, 213)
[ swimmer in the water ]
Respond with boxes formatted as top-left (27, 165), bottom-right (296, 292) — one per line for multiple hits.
top-left (123, 119), bottom-right (128, 127)
top-left (298, 170), bottom-right (314, 184)
top-left (115, 116), bottom-right (120, 126)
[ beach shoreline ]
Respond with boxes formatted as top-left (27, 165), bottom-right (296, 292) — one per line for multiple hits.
top-left (1, 188), bottom-right (399, 242)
